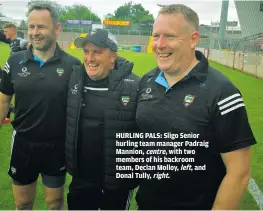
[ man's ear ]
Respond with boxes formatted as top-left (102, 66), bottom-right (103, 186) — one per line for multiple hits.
top-left (112, 52), bottom-right (117, 62)
top-left (191, 31), bottom-right (200, 49)
top-left (111, 52), bottom-right (118, 68)
top-left (55, 23), bottom-right (62, 36)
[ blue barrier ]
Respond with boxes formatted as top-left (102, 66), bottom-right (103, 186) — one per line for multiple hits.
top-left (118, 45), bottom-right (142, 52)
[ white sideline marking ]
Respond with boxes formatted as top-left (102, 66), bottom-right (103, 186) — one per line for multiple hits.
top-left (248, 177), bottom-right (263, 210)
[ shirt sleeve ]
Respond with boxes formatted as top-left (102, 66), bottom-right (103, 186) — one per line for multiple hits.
top-left (211, 81), bottom-right (256, 153)
top-left (0, 32), bottom-right (10, 44)
top-left (0, 60), bottom-right (14, 96)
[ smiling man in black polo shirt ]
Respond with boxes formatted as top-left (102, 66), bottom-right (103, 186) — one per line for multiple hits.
top-left (135, 4), bottom-right (256, 210)
top-left (0, 3), bottom-right (80, 210)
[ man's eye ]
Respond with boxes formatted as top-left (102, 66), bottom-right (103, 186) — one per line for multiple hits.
top-left (167, 34), bottom-right (175, 38)
top-left (152, 35), bottom-right (160, 40)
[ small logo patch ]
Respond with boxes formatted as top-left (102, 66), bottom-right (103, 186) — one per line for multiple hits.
top-left (184, 95), bottom-right (195, 107)
top-left (200, 83), bottom-right (206, 87)
top-left (71, 84), bottom-right (78, 95)
top-left (121, 96), bottom-right (130, 106)
top-left (147, 77), bottom-right (153, 83)
top-left (18, 67), bottom-right (30, 77)
top-left (146, 88), bottom-right (151, 94)
top-left (22, 67), bottom-right (27, 73)
top-left (141, 87), bottom-right (153, 100)
top-left (11, 166), bottom-right (16, 175)
top-left (57, 68), bottom-right (64, 76)
top-left (124, 78), bottom-right (134, 82)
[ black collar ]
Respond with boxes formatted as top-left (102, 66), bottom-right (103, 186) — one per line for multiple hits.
top-left (150, 50), bottom-right (209, 82)
top-left (24, 43), bottom-right (63, 64)
top-left (187, 50), bottom-right (209, 82)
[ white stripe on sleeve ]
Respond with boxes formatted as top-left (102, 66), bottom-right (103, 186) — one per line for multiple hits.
top-left (217, 93), bottom-right (245, 115)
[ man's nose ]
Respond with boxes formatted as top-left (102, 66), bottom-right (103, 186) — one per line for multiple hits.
top-left (156, 36), bottom-right (166, 49)
top-left (32, 27), bottom-right (40, 36)
top-left (86, 53), bottom-right (95, 61)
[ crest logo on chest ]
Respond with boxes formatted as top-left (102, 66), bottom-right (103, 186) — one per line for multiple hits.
top-left (184, 95), bottom-right (195, 108)
top-left (121, 96), bottom-right (130, 106)
top-left (57, 68), bottom-right (64, 76)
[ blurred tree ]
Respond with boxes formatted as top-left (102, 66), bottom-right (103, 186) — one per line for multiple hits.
top-left (26, 1), bottom-right (100, 23)
top-left (18, 20), bottom-right (28, 30)
top-left (105, 2), bottom-right (154, 24)
top-left (60, 4), bottom-right (100, 22)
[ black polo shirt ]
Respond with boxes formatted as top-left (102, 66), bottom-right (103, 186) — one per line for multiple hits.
top-left (135, 51), bottom-right (256, 209)
top-left (0, 45), bottom-right (81, 141)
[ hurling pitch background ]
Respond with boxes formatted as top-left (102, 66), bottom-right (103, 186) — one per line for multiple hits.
top-left (0, 43), bottom-right (262, 209)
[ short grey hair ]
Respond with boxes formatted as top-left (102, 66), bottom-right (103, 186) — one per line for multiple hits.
top-left (158, 4), bottom-right (199, 31)
top-left (28, 2), bottom-right (59, 25)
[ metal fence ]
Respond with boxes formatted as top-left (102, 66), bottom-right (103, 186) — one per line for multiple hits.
top-left (197, 33), bottom-right (263, 54)
top-left (2, 26), bottom-right (262, 54)
top-left (233, 33), bottom-right (263, 53)
top-left (61, 27), bottom-right (152, 36)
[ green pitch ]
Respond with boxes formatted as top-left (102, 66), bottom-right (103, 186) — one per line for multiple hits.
top-left (0, 44), bottom-right (262, 209)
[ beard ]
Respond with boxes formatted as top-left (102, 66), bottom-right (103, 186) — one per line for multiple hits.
top-left (33, 38), bottom-right (54, 51)
top-left (31, 32), bottom-right (56, 52)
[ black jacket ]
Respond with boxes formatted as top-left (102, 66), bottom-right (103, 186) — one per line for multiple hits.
top-left (66, 57), bottom-right (140, 190)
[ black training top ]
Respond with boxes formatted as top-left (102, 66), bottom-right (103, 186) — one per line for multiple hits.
top-left (135, 50), bottom-right (256, 209)
top-left (0, 44), bottom-right (81, 141)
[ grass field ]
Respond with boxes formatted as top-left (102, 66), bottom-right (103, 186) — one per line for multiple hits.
top-left (0, 43), bottom-right (262, 209)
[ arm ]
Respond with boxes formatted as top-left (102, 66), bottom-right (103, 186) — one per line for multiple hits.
top-left (211, 80), bottom-right (256, 210)
top-left (0, 92), bottom-right (12, 128)
top-left (212, 147), bottom-right (251, 210)
top-left (0, 61), bottom-right (15, 127)
top-left (0, 31), bottom-right (10, 44)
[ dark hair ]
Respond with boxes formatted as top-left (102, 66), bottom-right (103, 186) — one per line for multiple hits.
top-left (28, 2), bottom-right (59, 25)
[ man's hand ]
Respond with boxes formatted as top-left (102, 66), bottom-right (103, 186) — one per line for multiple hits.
top-left (26, 42), bottom-right (31, 49)
top-left (0, 92), bottom-right (12, 128)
